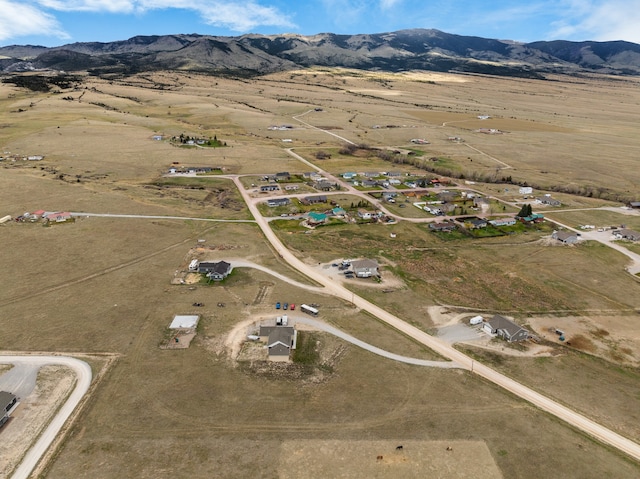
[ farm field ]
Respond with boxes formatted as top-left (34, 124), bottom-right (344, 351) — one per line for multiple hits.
top-left (1, 68), bottom-right (640, 478)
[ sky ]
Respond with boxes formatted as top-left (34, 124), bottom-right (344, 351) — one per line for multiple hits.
top-left (1, 0), bottom-right (640, 47)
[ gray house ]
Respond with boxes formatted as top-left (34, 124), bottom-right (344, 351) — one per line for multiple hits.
top-left (0, 391), bottom-right (16, 429)
top-left (259, 326), bottom-right (297, 362)
top-left (267, 198), bottom-right (291, 207)
top-left (552, 230), bottom-right (578, 244)
top-left (482, 315), bottom-right (529, 342)
top-left (198, 261), bottom-right (232, 281)
top-left (351, 259), bottom-right (379, 278)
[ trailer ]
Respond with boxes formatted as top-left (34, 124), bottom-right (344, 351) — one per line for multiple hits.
top-left (0, 215), bottom-right (11, 225)
top-left (188, 259), bottom-right (199, 272)
top-left (300, 304), bottom-right (319, 316)
top-left (469, 315), bottom-right (484, 325)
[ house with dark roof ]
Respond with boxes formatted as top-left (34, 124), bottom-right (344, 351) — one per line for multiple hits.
top-left (260, 184), bottom-right (280, 192)
top-left (313, 180), bottom-right (336, 191)
top-left (552, 230), bottom-right (578, 244)
top-left (267, 198), bottom-right (291, 207)
top-left (259, 326), bottom-right (297, 362)
top-left (614, 228), bottom-right (640, 242)
top-left (198, 261), bottom-right (232, 281)
top-left (482, 315), bottom-right (529, 342)
top-left (536, 195), bottom-right (561, 206)
top-left (429, 221), bottom-right (456, 232)
top-left (275, 172), bottom-right (290, 181)
top-left (301, 195), bottom-right (327, 205)
top-left (1, 391), bottom-right (17, 414)
top-left (629, 201), bottom-right (640, 209)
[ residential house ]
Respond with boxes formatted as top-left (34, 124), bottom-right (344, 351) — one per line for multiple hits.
top-left (536, 195), bottom-right (561, 206)
top-left (614, 228), bottom-right (640, 241)
top-left (361, 180), bottom-right (379, 188)
top-left (267, 198), bottom-right (291, 207)
top-left (0, 391), bottom-right (16, 430)
top-left (473, 197), bottom-right (491, 209)
top-left (629, 201), bottom-right (640, 209)
top-left (437, 191), bottom-right (457, 203)
top-left (466, 218), bottom-right (487, 229)
top-left (342, 172), bottom-right (357, 180)
top-left (284, 185), bottom-right (299, 191)
top-left (331, 207), bottom-right (346, 217)
top-left (260, 184), bottom-right (280, 192)
top-left (313, 180), bottom-right (336, 191)
top-left (552, 230), bottom-right (578, 244)
top-left (489, 217), bottom-right (516, 227)
top-left (351, 259), bottom-right (379, 278)
top-left (307, 212), bottom-right (328, 225)
top-left (386, 171), bottom-right (402, 177)
top-left (429, 222), bottom-right (456, 232)
top-left (47, 212), bottom-right (73, 223)
top-left (519, 187), bottom-right (533, 195)
top-left (301, 195), bottom-right (327, 205)
top-left (363, 172), bottom-right (380, 178)
top-left (520, 213), bottom-right (545, 224)
top-left (388, 179), bottom-right (402, 185)
top-left (197, 261), bottom-right (232, 281)
top-left (1, 391), bottom-right (17, 414)
top-left (482, 315), bottom-right (529, 342)
top-left (259, 326), bottom-right (297, 362)
top-left (275, 172), bottom-right (290, 181)
top-left (357, 209), bottom-right (374, 220)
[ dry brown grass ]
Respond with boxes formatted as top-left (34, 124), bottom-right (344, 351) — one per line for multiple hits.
top-left (2, 70), bottom-right (640, 478)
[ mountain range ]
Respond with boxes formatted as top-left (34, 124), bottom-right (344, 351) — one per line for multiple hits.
top-left (2, 29), bottom-right (640, 78)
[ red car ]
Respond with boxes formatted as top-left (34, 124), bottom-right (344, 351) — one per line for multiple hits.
top-left (290, 303), bottom-right (295, 310)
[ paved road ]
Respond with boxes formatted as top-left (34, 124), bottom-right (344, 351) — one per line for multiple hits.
top-left (292, 317), bottom-right (461, 368)
top-left (231, 175), bottom-right (640, 462)
top-left (0, 362), bottom-right (40, 399)
top-left (0, 355), bottom-right (92, 479)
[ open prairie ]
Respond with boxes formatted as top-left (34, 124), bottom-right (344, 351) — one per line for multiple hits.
top-left (1, 68), bottom-right (640, 478)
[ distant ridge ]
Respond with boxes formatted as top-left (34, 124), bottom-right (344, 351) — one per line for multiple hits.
top-left (2, 29), bottom-right (640, 78)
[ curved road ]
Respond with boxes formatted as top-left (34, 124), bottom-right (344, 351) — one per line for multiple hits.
top-left (231, 175), bottom-right (640, 462)
top-left (0, 355), bottom-right (92, 479)
top-left (292, 316), bottom-right (461, 368)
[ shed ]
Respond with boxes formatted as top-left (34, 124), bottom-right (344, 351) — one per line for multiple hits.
top-left (169, 315), bottom-right (200, 329)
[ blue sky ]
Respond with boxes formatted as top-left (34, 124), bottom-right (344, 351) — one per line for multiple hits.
top-left (1, 0), bottom-right (639, 47)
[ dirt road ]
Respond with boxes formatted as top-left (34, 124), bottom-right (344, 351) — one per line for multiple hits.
top-left (231, 175), bottom-right (640, 463)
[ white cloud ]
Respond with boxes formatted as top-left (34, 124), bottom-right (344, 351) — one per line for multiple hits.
top-left (33, 0), bottom-right (294, 30)
top-left (550, 0), bottom-right (640, 42)
top-left (0, 0), bottom-right (68, 42)
top-left (37, 0), bottom-right (134, 13)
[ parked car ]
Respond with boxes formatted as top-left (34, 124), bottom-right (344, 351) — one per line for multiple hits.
top-left (276, 302), bottom-right (281, 309)
top-left (290, 304), bottom-right (295, 310)
top-left (283, 303), bottom-right (289, 310)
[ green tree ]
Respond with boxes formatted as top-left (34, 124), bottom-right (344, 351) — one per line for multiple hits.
top-left (517, 203), bottom-right (532, 217)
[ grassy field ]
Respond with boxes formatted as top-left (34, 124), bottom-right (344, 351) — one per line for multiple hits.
top-left (2, 69), bottom-right (640, 478)
top-left (459, 344), bottom-right (640, 443)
